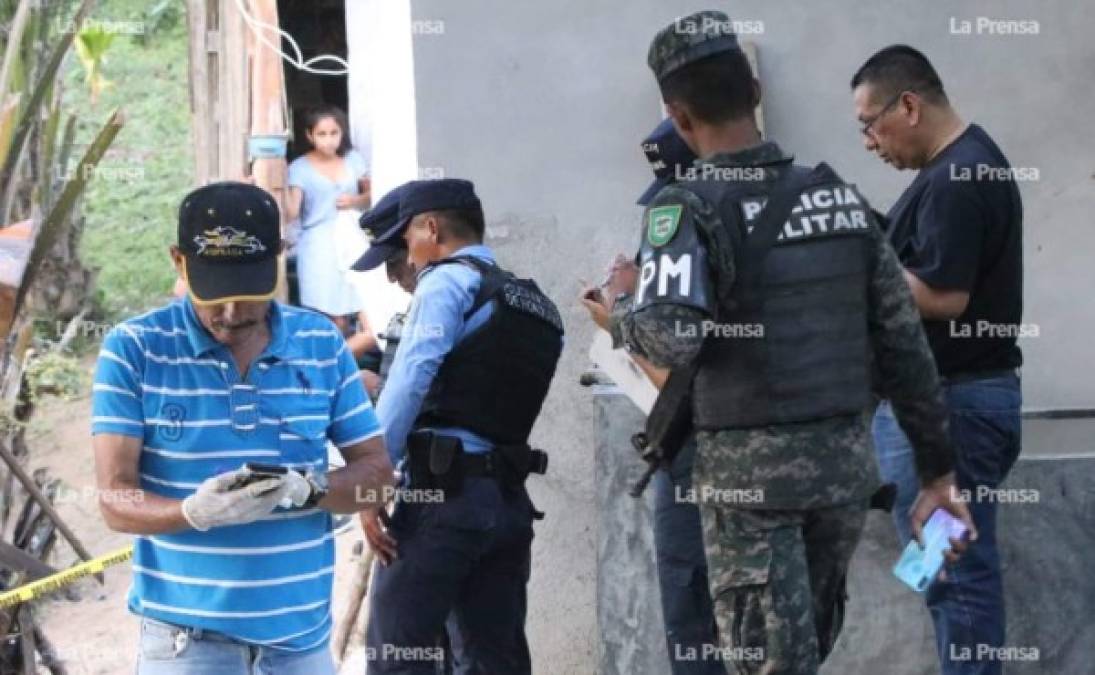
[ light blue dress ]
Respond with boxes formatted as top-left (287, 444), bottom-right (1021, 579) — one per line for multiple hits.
top-left (287, 149), bottom-right (369, 316)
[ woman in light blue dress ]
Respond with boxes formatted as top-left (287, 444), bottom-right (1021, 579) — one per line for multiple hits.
top-left (286, 105), bottom-right (371, 324)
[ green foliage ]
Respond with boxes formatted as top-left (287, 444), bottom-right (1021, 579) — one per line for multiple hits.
top-left (136, 0), bottom-right (185, 47)
top-left (69, 0), bottom-right (192, 321)
top-left (24, 350), bottom-right (87, 400)
top-left (75, 24), bottom-right (115, 105)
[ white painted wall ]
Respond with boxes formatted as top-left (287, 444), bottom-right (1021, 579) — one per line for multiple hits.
top-left (345, 0), bottom-right (417, 337)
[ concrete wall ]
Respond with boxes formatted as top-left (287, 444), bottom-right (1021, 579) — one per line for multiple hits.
top-left (595, 390), bottom-right (1095, 675)
top-left (407, 1), bottom-right (1094, 671)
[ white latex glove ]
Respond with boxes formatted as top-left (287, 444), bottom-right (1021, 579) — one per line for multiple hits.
top-left (181, 468), bottom-right (287, 531)
top-left (279, 470), bottom-right (315, 509)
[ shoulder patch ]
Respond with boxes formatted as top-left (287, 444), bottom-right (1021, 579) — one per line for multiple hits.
top-left (647, 205), bottom-right (683, 247)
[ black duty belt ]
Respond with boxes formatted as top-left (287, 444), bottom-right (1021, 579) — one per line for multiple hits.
top-left (458, 451), bottom-right (498, 477)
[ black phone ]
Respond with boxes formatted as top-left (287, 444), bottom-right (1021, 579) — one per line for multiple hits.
top-left (228, 463), bottom-right (289, 491)
top-left (583, 286), bottom-right (605, 303)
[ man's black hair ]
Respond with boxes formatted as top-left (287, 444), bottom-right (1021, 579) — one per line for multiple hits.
top-left (434, 208), bottom-right (485, 243)
top-left (658, 49), bottom-right (757, 124)
top-left (851, 45), bottom-right (948, 105)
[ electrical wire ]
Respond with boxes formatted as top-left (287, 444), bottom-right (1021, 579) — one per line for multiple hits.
top-left (233, 0), bottom-right (350, 76)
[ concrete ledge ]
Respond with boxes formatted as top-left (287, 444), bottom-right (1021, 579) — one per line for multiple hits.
top-left (595, 392), bottom-right (1095, 675)
top-left (830, 456), bottom-right (1095, 674)
top-left (595, 393), bottom-right (669, 675)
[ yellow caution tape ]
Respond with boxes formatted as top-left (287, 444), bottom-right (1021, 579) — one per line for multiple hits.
top-left (0, 545), bottom-right (133, 608)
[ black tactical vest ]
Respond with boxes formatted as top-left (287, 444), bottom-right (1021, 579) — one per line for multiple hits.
top-left (681, 163), bottom-right (874, 430)
top-left (414, 256), bottom-right (564, 445)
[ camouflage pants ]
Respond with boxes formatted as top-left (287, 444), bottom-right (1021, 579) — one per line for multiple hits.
top-left (695, 501), bottom-right (868, 675)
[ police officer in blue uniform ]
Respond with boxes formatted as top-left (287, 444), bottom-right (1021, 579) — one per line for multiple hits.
top-left (361, 179), bottom-right (564, 674)
top-left (352, 186), bottom-right (417, 401)
top-left (639, 120), bottom-right (724, 675)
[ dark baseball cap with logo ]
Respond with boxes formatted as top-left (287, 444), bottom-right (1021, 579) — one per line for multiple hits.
top-left (638, 118), bottom-right (697, 205)
top-left (177, 182), bottom-right (281, 304)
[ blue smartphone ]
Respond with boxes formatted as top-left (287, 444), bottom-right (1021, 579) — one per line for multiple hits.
top-left (893, 509), bottom-right (968, 592)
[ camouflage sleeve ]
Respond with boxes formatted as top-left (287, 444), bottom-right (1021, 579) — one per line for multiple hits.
top-left (865, 223), bottom-right (955, 482)
top-left (624, 303), bottom-right (708, 369)
top-left (618, 185), bottom-right (720, 369)
top-left (608, 294), bottom-right (634, 351)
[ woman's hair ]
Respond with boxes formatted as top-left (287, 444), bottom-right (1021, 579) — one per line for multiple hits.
top-left (300, 104), bottom-right (352, 156)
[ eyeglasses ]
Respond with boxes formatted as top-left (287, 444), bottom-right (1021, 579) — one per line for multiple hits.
top-left (859, 91), bottom-right (907, 138)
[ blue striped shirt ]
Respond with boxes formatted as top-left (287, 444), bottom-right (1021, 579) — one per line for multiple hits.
top-left (91, 298), bottom-right (381, 651)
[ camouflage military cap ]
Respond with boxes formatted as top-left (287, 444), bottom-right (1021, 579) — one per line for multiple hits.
top-left (648, 10), bottom-right (742, 82)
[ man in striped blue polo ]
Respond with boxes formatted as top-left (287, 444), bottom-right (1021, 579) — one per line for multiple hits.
top-left (91, 181), bottom-right (394, 674)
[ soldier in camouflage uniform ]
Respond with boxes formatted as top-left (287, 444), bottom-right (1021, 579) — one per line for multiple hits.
top-left (596, 11), bottom-right (975, 674)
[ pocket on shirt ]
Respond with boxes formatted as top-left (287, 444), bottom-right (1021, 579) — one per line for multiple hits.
top-left (277, 403), bottom-right (331, 469)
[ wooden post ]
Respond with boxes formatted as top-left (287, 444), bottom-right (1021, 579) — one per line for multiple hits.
top-left (245, 0), bottom-right (290, 301)
top-left (188, 0), bottom-right (290, 299)
top-left (186, 0), bottom-right (250, 185)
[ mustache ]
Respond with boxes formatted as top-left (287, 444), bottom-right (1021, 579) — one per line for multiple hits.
top-left (210, 319), bottom-right (258, 332)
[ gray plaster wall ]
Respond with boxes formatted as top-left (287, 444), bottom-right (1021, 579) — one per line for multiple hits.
top-left (595, 391), bottom-right (1095, 675)
top-left (407, 1), bottom-right (1093, 672)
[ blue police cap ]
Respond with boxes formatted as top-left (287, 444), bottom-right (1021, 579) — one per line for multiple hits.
top-left (370, 178), bottom-right (482, 247)
top-left (358, 184), bottom-right (406, 233)
top-left (352, 185), bottom-right (410, 271)
top-left (637, 118), bottom-right (697, 206)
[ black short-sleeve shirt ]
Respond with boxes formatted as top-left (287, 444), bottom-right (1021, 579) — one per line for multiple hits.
top-left (886, 124), bottom-right (1023, 376)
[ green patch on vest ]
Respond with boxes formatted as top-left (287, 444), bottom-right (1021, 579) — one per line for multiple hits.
top-left (647, 205), bottom-right (683, 247)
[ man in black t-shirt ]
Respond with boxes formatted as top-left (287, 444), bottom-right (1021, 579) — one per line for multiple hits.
top-left (852, 46), bottom-right (1023, 675)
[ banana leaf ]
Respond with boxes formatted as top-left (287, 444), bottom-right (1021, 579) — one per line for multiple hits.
top-left (0, 0), bottom-right (33, 100)
top-left (55, 113), bottom-right (77, 178)
top-left (0, 95), bottom-right (21, 171)
top-left (36, 96), bottom-right (62, 210)
top-left (12, 107), bottom-right (123, 321)
top-left (0, 0), bottom-right (96, 222)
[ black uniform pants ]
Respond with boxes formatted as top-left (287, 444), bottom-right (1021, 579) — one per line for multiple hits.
top-left (653, 437), bottom-right (725, 674)
top-left (365, 476), bottom-right (536, 674)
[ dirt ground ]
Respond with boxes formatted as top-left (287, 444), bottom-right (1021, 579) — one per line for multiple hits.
top-left (24, 377), bottom-right (372, 674)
